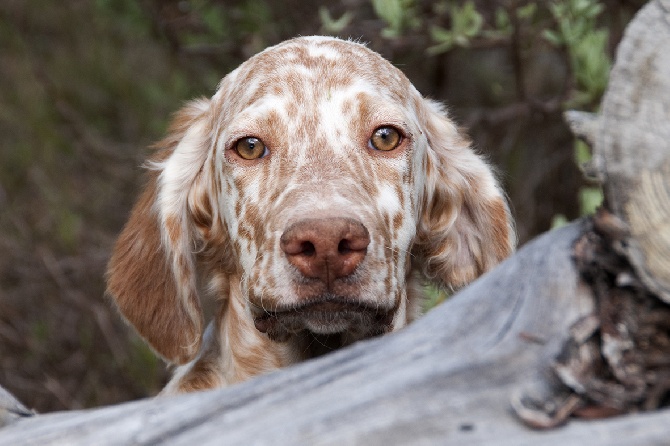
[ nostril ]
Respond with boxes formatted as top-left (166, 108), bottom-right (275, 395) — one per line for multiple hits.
top-left (301, 241), bottom-right (316, 256)
top-left (338, 239), bottom-right (350, 254)
top-left (281, 234), bottom-right (316, 257)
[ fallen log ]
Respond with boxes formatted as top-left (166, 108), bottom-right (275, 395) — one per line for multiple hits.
top-left (1, 0), bottom-right (669, 444)
top-left (0, 220), bottom-right (666, 445)
top-left (0, 222), bottom-right (620, 444)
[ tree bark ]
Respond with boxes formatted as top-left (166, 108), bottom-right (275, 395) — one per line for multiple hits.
top-left (1, 1), bottom-right (670, 444)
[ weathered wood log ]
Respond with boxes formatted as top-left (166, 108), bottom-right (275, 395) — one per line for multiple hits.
top-left (0, 386), bottom-right (32, 429)
top-left (0, 223), bottom-right (616, 444)
top-left (1, 0), bottom-right (669, 444)
top-left (0, 222), bottom-right (667, 445)
top-left (565, 0), bottom-right (670, 303)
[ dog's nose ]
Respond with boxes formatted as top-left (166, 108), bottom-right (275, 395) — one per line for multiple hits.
top-left (280, 218), bottom-right (370, 287)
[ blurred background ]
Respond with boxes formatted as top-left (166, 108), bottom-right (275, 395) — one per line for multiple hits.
top-left (0, 0), bottom-right (645, 412)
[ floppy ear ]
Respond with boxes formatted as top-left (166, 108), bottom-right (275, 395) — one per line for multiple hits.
top-left (415, 99), bottom-right (515, 289)
top-left (107, 99), bottom-right (214, 364)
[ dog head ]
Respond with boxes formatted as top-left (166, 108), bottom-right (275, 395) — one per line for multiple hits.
top-left (107, 36), bottom-right (515, 364)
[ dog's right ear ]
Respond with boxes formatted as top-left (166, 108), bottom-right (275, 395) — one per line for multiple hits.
top-left (107, 99), bottom-right (213, 365)
top-left (414, 99), bottom-right (516, 289)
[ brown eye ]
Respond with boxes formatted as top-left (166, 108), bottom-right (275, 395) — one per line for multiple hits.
top-left (235, 137), bottom-right (268, 160)
top-left (369, 126), bottom-right (401, 152)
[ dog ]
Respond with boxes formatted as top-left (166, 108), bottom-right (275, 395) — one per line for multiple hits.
top-left (106, 36), bottom-right (515, 394)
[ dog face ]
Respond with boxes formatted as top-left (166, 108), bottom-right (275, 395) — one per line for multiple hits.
top-left (211, 38), bottom-right (429, 341)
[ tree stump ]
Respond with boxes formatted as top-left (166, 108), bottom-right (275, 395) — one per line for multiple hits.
top-left (566, 0), bottom-right (670, 302)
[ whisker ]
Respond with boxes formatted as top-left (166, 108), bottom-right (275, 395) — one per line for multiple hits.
top-left (384, 244), bottom-right (416, 259)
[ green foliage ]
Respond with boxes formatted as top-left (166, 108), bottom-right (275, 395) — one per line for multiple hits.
top-left (516, 3), bottom-right (537, 21)
top-left (543, 0), bottom-right (608, 221)
top-left (544, 0), bottom-right (611, 107)
top-left (126, 338), bottom-right (163, 393)
top-left (319, 7), bottom-right (354, 34)
top-left (553, 139), bottom-right (604, 229)
top-left (428, 1), bottom-right (484, 54)
top-left (570, 30), bottom-right (610, 106)
top-left (574, 139), bottom-right (592, 166)
top-left (200, 4), bottom-right (228, 40)
top-left (366, 0), bottom-right (610, 110)
top-left (551, 213), bottom-right (569, 229)
top-left (423, 284), bottom-right (450, 311)
top-left (372, 0), bottom-right (420, 38)
top-left (579, 186), bottom-right (603, 215)
top-left (544, 0), bottom-right (604, 46)
top-left (574, 140), bottom-right (603, 215)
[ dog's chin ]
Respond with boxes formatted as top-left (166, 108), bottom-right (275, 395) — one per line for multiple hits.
top-left (252, 296), bottom-right (394, 343)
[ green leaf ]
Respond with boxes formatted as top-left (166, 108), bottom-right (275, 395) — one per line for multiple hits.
top-left (551, 214), bottom-right (569, 229)
top-left (571, 29), bottom-right (611, 104)
top-left (201, 5), bottom-right (227, 39)
top-left (580, 187), bottom-right (603, 216)
top-left (585, 3), bottom-right (604, 18)
top-left (381, 27), bottom-right (401, 39)
top-left (426, 40), bottom-right (454, 55)
top-left (495, 7), bottom-right (510, 30)
top-left (372, 0), bottom-right (419, 38)
top-left (428, 25), bottom-right (454, 54)
top-left (319, 7), bottom-right (354, 34)
top-left (451, 1), bottom-right (483, 39)
top-left (423, 284), bottom-right (450, 311)
top-left (516, 3), bottom-right (537, 20)
top-left (372, 0), bottom-right (404, 31)
top-left (574, 140), bottom-right (592, 165)
top-left (542, 29), bottom-right (563, 46)
top-left (430, 24), bottom-right (452, 41)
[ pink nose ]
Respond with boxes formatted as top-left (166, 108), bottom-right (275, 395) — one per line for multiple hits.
top-left (280, 218), bottom-right (370, 288)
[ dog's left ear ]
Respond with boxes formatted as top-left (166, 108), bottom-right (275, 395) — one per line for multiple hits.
top-left (415, 99), bottom-right (516, 289)
top-left (106, 99), bottom-right (215, 364)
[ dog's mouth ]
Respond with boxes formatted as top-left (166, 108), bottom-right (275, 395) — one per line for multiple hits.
top-left (252, 296), bottom-right (394, 343)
